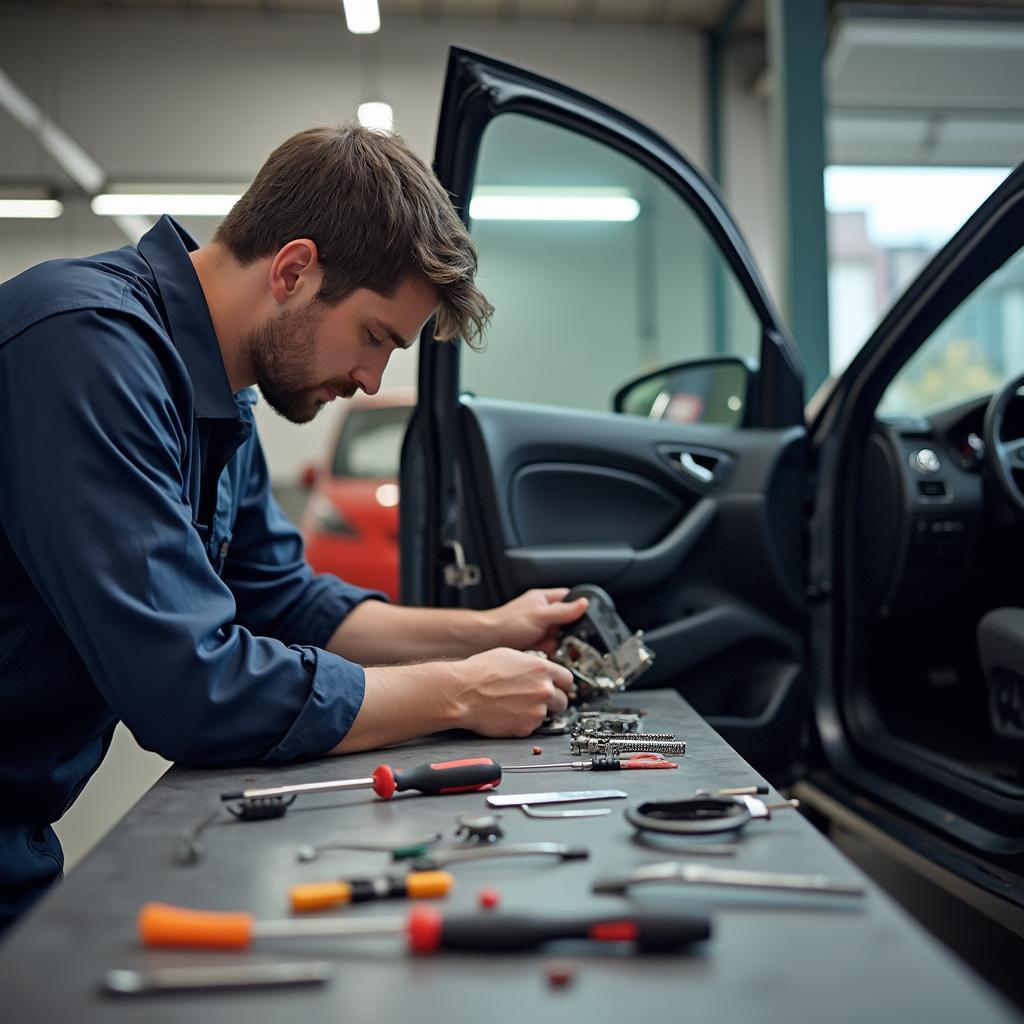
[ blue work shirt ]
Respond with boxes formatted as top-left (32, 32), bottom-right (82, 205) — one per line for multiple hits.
top-left (0, 216), bottom-right (380, 930)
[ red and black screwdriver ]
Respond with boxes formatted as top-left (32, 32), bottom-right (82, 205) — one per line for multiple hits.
top-left (220, 757), bottom-right (501, 803)
top-left (139, 903), bottom-right (711, 954)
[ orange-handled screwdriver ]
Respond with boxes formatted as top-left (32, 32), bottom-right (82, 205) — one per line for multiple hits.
top-left (138, 903), bottom-right (711, 954)
top-left (221, 757), bottom-right (501, 803)
top-left (290, 871), bottom-right (453, 913)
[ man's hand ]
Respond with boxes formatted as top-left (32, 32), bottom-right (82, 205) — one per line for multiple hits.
top-left (484, 588), bottom-right (589, 654)
top-left (451, 648), bottom-right (575, 737)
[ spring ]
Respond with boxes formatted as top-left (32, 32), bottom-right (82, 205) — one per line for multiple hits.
top-left (571, 737), bottom-right (687, 756)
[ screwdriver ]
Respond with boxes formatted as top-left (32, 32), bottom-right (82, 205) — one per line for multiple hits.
top-left (503, 753), bottom-right (678, 772)
top-left (138, 903), bottom-right (711, 954)
top-left (221, 757), bottom-right (501, 803)
top-left (290, 870), bottom-right (454, 913)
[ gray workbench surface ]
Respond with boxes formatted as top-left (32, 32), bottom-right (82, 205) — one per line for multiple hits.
top-left (0, 691), bottom-right (1018, 1023)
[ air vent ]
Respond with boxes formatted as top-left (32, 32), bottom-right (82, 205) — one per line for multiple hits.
top-left (918, 480), bottom-right (948, 499)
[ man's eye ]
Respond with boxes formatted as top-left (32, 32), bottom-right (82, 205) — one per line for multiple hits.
top-left (366, 331), bottom-right (384, 348)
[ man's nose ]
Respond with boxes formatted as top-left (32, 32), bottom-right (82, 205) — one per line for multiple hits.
top-left (353, 366), bottom-right (383, 396)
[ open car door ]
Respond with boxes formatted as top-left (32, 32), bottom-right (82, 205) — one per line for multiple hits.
top-left (401, 48), bottom-right (809, 774)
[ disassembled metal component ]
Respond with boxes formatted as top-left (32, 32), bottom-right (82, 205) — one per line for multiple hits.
top-left (454, 813), bottom-right (504, 843)
top-left (592, 861), bottom-right (865, 897)
top-left (411, 842), bottom-right (589, 871)
top-left (295, 832), bottom-right (443, 863)
top-left (571, 713), bottom-right (643, 735)
top-left (624, 794), bottom-right (798, 836)
top-left (570, 737), bottom-right (687, 756)
top-left (103, 962), bottom-right (333, 995)
top-left (552, 584), bottom-right (655, 704)
top-left (486, 789), bottom-right (628, 808)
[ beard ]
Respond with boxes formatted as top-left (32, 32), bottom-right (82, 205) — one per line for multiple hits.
top-left (241, 300), bottom-right (355, 424)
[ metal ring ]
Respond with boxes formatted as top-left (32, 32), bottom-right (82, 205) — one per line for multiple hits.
top-left (624, 797), bottom-right (752, 836)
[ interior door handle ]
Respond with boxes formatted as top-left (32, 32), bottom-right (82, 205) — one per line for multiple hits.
top-left (678, 451), bottom-right (716, 484)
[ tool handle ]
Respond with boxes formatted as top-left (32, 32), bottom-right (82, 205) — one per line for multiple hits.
top-left (373, 757), bottom-right (502, 799)
top-left (589, 753), bottom-right (678, 771)
top-left (139, 902), bottom-right (253, 949)
top-left (289, 881), bottom-right (353, 913)
top-left (289, 871), bottom-right (453, 913)
top-left (406, 907), bottom-right (710, 954)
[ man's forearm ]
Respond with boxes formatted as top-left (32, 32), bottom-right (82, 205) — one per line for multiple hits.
top-left (325, 599), bottom-right (496, 665)
top-left (329, 661), bottom-right (461, 753)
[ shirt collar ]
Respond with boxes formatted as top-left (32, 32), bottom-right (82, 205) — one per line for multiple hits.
top-left (137, 215), bottom-right (239, 420)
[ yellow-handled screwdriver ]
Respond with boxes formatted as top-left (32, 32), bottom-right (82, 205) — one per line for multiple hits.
top-left (290, 870), bottom-right (454, 913)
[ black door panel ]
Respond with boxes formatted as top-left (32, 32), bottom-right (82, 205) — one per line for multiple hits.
top-left (455, 396), bottom-right (808, 766)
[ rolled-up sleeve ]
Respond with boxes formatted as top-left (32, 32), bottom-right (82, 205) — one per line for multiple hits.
top-left (0, 308), bottom-right (365, 766)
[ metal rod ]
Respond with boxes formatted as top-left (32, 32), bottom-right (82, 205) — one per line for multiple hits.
top-left (103, 962), bottom-right (333, 994)
top-left (222, 778), bottom-right (373, 801)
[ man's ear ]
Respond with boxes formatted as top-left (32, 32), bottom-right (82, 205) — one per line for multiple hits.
top-left (268, 239), bottom-right (322, 305)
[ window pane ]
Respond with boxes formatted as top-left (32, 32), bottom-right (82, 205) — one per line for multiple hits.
top-left (461, 114), bottom-right (759, 414)
top-left (879, 244), bottom-right (1024, 417)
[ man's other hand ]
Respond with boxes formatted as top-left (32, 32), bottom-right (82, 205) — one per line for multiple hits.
top-left (453, 648), bottom-right (574, 737)
top-left (484, 588), bottom-right (589, 655)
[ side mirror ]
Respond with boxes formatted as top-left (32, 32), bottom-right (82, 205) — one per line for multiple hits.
top-left (300, 464), bottom-right (317, 490)
top-left (614, 356), bottom-right (752, 427)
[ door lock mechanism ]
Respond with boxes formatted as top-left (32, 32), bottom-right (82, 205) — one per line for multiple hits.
top-left (442, 539), bottom-right (481, 590)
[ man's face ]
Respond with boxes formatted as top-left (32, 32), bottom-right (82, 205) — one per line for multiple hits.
top-left (243, 274), bottom-right (438, 424)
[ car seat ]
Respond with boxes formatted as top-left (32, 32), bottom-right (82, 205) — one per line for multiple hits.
top-left (977, 608), bottom-right (1024, 741)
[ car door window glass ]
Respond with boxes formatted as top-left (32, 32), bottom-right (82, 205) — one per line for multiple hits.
top-left (461, 114), bottom-right (760, 414)
top-left (878, 245), bottom-right (1024, 417)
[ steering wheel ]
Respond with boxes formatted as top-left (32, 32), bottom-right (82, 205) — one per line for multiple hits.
top-left (983, 372), bottom-right (1024, 515)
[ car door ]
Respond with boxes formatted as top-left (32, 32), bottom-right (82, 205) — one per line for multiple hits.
top-left (801, 163), bottom-right (1024, 888)
top-left (401, 47), bottom-right (809, 775)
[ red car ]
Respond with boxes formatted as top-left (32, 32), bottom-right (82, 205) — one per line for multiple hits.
top-left (299, 387), bottom-right (414, 601)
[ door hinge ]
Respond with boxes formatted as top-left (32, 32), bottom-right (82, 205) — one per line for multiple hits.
top-left (442, 539), bottom-right (481, 590)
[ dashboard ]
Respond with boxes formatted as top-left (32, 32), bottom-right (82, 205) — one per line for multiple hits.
top-left (856, 395), bottom-right (1002, 616)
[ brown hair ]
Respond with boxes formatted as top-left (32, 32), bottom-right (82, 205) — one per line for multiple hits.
top-left (214, 123), bottom-right (492, 347)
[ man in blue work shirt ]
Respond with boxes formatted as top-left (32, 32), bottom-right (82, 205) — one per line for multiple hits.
top-left (0, 124), bottom-right (585, 934)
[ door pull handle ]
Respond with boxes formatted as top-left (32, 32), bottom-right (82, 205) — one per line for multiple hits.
top-left (677, 452), bottom-right (716, 484)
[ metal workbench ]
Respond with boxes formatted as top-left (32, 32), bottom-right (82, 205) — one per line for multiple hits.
top-left (0, 690), bottom-right (1018, 1022)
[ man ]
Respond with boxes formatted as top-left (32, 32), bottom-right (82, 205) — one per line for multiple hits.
top-left (0, 124), bottom-right (585, 932)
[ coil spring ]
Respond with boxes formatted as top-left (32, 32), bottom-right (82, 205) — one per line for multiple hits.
top-left (224, 794), bottom-right (296, 820)
top-left (571, 737), bottom-right (686, 755)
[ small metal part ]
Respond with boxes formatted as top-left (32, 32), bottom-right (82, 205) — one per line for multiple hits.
top-left (521, 805), bottom-right (611, 819)
top-left (532, 746), bottom-right (543, 755)
top-left (571, 737), bottom-right (686, 756)
top-left (591, 861), bottom-right (865, 897)
top-left (295, 832), bottom-right (443, 863)
top-left (454, 813), bottom-right (504, 843)
top-left (224, 795), bottom-right (296, 820)
top-left (174, 808), bottom-right (221, 865)
top-left (412, 842), bottom-right (589, 871)
top-left (486, 789), bottom-right (627, 808)
top-left (102, 962), bottom-right (333, 995)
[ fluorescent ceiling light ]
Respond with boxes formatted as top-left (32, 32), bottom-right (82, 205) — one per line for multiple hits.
top-left (0, 198), bottom-right (63, 219)
top-left (91, 193), bottom-right (241, 217)
top-left (358, 102), bottom-right (393, 132)
top-left (469, 186), bottom-right (640, 222)
top-left (343, 0), bottom-right (380, 33)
